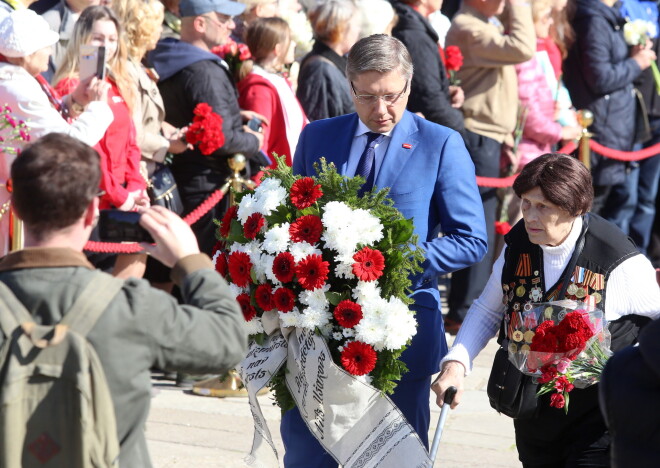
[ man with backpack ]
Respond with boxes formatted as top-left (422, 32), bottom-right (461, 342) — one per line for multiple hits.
top-left (0, 133), bottom-right (247, 467)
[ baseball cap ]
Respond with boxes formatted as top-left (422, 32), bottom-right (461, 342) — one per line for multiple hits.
top-left (0, 9), bottom-right (59, 58)
top-left (179, 0), bottom-right (246, 17)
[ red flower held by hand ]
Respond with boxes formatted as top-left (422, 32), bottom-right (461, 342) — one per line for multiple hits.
top-left (244, 212), bottom-right (265, 240)
top-left (495, 221), bottom-right (512, 235)
top-left (237, 293), bottom-right (257, 321)
top-left (341, 341), bottom-right (378, 376)
top-left (444, 45), bottom-right (464, 72)
top-left (550, 392), bottom-right (565, 409)
top-left (296, 254), bottom-right (330, 291)
top-left (289, 215), bottom-right (323, 244)
top-left (219, 205), bottom-right (238, 238)
top-left (186, 103), bottom-right (225, 155)
top-left (228, 251), bottom-right (252, 287)
top-left (290, 177), bottom-right (323, 209)
top-left (255, 284), bottom-right (273, 311)
top-left (273, 252), bottom-right (296, 283)
top-left (352, 247), bottom-right (385, 281)
top-left (273, 287), bottom-right (295, 312)
top-left (554, 376), bottom-right (575, 393)
top-left (333, 300), bottom-right (363, 328)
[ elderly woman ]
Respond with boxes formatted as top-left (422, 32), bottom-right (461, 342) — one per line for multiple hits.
top-left (296, 0), bottom-right (361, 121)
top-left (0, 9), bottom-right (111, 256)
top-left (433, 153), bottom-right (660, 467)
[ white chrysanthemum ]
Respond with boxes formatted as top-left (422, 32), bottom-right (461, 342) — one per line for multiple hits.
top-left (245, 318), bottom-right (264, 335)
top-left (299, 307), bottom-right (331, 330)
top-left (211, 248), bottom-right (221, 264)
top-left (261, 254), bottom-right (282, 286)
top-left (237, 193), bottom-right (260, 223)
top-left (352, 281), bottom-right (382, 304)
top-left (351, 209), bottom-right (384, 245)
top-left (262, 223), bottom-right (290, 254)
top-left (279, 308), bottom-right (301, 328)
top-left (334, 254), bottom-right (356, 280)
top-left (299, 284), bottom-right (330, 310)
top-left (354, 374), bottom-right (373, 386)
top-left (256, 184), bottom-right (287, 216)
top-left (332, 332), bottom-right (343, 341)
top-left (254, 177), bottom-right (282, 195)
top-left (381, 297), bottom-right (417, 350)
top-left (289, 241), bottom-right (322, 262)
top-left (229, 283), bottom-right (244, 299)
top-left (342, 328), bottom-right (355, 338)
top-left (322, 201), bottom-right (353, 228)
top-left (354, 296), bottom-right (391, 349)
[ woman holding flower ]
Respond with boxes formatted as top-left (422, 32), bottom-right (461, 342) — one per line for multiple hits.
top-left (433, 153), bottom-right (660, 467)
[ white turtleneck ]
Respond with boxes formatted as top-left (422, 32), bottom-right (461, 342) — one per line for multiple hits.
top-left (441, 216), bottom-right (660, 375)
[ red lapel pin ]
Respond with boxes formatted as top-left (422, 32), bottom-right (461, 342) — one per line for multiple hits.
top-left (402, 143), bottom-right (412, 149)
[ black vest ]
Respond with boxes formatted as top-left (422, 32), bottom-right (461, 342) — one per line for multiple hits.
top-left (500, 214), bottom-right (649, 352)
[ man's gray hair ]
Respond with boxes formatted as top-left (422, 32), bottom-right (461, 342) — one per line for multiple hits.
top-left (346, 34), bottom-right (413, 82)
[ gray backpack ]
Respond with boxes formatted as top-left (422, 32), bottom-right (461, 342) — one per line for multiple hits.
top-left (0, 272), bottom-right (123, 468)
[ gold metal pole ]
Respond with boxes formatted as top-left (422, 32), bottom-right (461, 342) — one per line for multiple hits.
top-left (227, 153), bottom-right (256, 206)
top-left (10, 209), bottom-right (22, 251)
top-left (577, 109), bottom-right (594, 170)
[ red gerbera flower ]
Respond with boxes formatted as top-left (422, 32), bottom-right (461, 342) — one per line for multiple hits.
top-left (273, 252), bottom-right (296, 283)
top-left (340, 341), bottom-right (377, 376)
top-left (237, 293), bottom-right (257, 321)
top-left (219, 205), bottom-right (238, 238)
top-left (255, 284), bottom-right (274, 311)
top-left (290, 177), bottom-right (323, 209)
top-left (243, 212), bottom-right (265, 240)
top-left (333, 300), bottom-right (363, 328)
top-left (289, 215), bottom-right (323, 244)
top-left (295, 254), bottom-right (330, 291)
top-left (352, 247), bottom-right (385, 282)
top-left (273, 287), bottom-right (296, 312)
top-left (227, 251), bottom-right (252, 287)
top-left (215, 251), bottom-right (228, 277)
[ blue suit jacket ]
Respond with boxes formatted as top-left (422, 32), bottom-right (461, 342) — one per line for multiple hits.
top-left (293, 110), bottom-right (487, 378)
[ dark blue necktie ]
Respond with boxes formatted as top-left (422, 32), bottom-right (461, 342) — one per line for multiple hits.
top-left (355, 132), bottom-right (385, 196)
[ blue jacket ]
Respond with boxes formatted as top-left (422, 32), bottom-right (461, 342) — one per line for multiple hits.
top-left (293, 110), bottom-right (487, 377)
top-left (564, 0), bottom-right (643, 185)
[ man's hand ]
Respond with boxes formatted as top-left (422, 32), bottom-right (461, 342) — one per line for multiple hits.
top-left (240, 109), bottom-right (270, 127)
top-left (139, 206), bottom-right (200, 268)
top-left (431, 361), bottom-right (465, 409)
top-left (449, 85), bottom-right (464, 108)
top-left (244, 125), bottom-right (265, 148)
top-left (632, 42), bottom-right (657, 70)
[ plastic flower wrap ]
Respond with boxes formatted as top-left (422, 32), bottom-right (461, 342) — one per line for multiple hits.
top-left (623, 19), bottom-right (660, 95)
top-left (213, 157), bottom-right (424, 409)
top-left (506, 300), bottom-right (612, 413)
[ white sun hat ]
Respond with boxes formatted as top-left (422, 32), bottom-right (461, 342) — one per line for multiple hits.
top-left (0, 9), bottom-right (59, 58)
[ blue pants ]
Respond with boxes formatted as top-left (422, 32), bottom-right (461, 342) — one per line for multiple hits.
top-left (280, 376), bottom-right (432, 468)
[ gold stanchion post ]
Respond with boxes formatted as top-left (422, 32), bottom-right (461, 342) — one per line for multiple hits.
top-left (577, 109), bottom-right (594, 170)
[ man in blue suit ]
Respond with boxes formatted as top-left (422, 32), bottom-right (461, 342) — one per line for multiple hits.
top-left (283, 34), bottom-right (488, 467)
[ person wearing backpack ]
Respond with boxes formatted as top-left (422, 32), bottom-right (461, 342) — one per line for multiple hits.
top-left (0, 132), bottom-right (248, 468)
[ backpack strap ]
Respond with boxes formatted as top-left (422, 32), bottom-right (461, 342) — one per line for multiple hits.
top-left (60, 271), bottom-right (124, 337)
top-left (0, 282), bottom-right (32, 340)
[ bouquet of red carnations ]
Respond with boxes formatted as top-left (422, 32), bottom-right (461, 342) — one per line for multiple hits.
top-left (507, 301), bottom-right (612, 413)
top-left (185, 102), bottom-right (224, 155)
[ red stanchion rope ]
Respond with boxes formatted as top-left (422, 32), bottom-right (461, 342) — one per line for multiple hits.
top-left (589, 140), bottom-right (660, 162)
top-left (84, 188), bottom-right (226, 253)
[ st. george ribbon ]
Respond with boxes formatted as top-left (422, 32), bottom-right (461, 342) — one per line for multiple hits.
top-left (237, 311), bottom-right (432, 468)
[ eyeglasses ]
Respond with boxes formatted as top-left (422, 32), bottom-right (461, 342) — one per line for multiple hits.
top-left (350, 80), bottom-right (409, 105)
top-left (202, 14), bottom-right (233, 27)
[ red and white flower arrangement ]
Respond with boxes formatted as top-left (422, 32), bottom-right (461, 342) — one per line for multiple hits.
top-left (213, 158), bottom-right (424, 408)
top-left (507, 301), bottom-right (611, 413)
top-left (185, 102), bottom-right (225, 155)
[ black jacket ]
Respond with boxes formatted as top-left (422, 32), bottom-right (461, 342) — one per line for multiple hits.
top-left (391, 1), bottom-right (464, 135)
top-left (148, 38), bottom-right (259, 179)
top-left (600, 317), bottom-right (660, 468)
top-left (564, 0), bottom-right (642, 185)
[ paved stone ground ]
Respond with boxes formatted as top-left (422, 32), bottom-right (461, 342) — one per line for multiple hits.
top-left (145, 335), bottom-right (522, 467)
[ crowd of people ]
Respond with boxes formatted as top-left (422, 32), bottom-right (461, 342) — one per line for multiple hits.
top-left (0, 0), bottom-right (659, 466)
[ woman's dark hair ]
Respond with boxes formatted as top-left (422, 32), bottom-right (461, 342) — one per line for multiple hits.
top-left (513, 153), bottom-right (593, 216)
top-left (12, 133), bottom-right (101, 239)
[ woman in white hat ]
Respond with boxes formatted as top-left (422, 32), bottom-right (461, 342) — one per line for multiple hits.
top-left (0, 9), bottom-right (112, 256)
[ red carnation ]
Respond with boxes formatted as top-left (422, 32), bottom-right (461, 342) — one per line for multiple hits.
top-left (219, 205), bottom-right (238, 238)
top-left (289, 215), bottom-right (323, 244)
top-left (255, 284), bottom-right (274, 311)
top-left (295, 254), bottom-right (330, 291)
top-left (444, 45), bottom-right (463, 72)
top-left (237, 293), bottom-right (257, 321)
top-left (273, 252), bottom-right (296, 283)
top-left (495, 221), bottom-right (512, 235)
top-left (333, 300), bottom-right (363, 328)
top-left (186, 103), bottom-right (225, 155)
top-left (215, 252), bottom-right (228, 277)
top-left (290, 177), bottom-right (323, 209)
top-left (228, 251), bottom-right (252, 287)
top-left (273, 287), bottom-right (296, 312)
top-left (340, 341), bottom-right (377, 376)
top-left (550, 392), bottom-right (565, 409)
top-left (352, 247), bottom-right (385, 282)
top-left (243, 212), bottom-right (265, 240)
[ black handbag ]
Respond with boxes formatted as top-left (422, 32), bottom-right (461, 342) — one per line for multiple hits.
top-left (486, 215), bottom-right (590, 419)
top-left (147, 163), bottom-right (184, 214)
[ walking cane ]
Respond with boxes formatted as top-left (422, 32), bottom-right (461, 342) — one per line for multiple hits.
top-left (429, 386), bottom-right (457, 464)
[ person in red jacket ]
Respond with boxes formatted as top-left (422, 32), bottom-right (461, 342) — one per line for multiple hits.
top-left (237, 17), bottom-right (307, 168)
